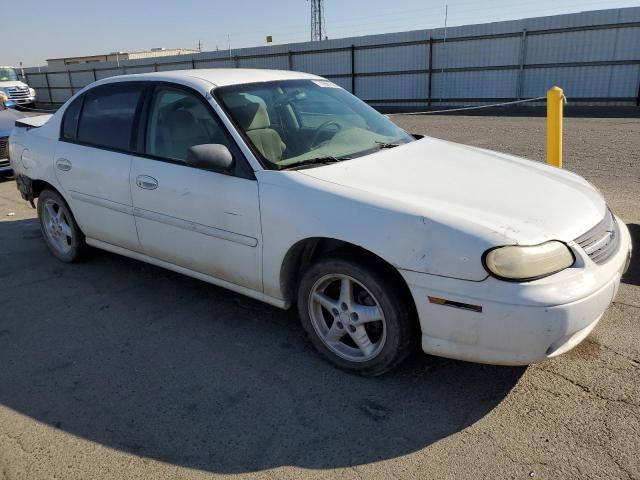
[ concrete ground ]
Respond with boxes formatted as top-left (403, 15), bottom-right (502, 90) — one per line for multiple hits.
top-left (0, 113), bottom-right (638, 480)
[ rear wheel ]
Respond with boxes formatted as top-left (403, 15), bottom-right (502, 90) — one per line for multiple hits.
top-left (298, 255), bottom-right (416, 376)
top-left (37, 189), bottom-right (86, 262)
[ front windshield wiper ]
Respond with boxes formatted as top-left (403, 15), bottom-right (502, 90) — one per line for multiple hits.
top-left (375, 141), bottom-right (403, 149)
top-left (281, 155), bottom-right (352, 170)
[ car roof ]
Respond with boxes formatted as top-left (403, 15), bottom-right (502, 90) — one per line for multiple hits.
top-left (97, 68), bottom-right (323, 89)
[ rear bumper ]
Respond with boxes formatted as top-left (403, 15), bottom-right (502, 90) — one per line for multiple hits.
top-left (401, 219), bottom-right (632, 365)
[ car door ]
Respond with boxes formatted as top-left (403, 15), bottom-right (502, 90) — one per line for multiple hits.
top-left (130, 84), bottom-right (263, 291)
top-left (54, 82), bottom-right (144, 251)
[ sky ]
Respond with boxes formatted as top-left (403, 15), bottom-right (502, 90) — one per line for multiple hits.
top-left (3, 0), bottom-right (639, 67)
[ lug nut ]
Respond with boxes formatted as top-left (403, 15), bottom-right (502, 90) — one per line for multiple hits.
top-left (350, 312), bottom-right (359, 322)
top-left (349, 325), bottom-right (356, 333)
top-left (336, 321), bottom-right (344, 329)
top-left (331, 308), bottom-right (339, 315)
top-left (341, 302), bottom-right (348, 311)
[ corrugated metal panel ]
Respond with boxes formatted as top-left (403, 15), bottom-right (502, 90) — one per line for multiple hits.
top-left (432, 70), bottom-right (519, 99)
top-left (22, 6), bottom-right (640, 107)
top-left (356, 73), bottom-right (427, 100)
top-left (95, 69), bottom-right (122, 80)
top-left (526, 29), bottom-right (621, 64)
top-left (238, 55), bottom-right (289, 70)
top-left (70, 71), bottom-right (95, 88)
top-left (293, 51), bottom-right (351, 76)
top-left (197, 59), bottom-right (237, 69)
top-left (523, 65), bottom-right (639, 98)
top-left (46, 73), bottom-right (68, 88)
top-left (432, 37), bottom-right (521, 69)
top-left (123, 65), bottom-right (156, 74)
top-left (50, 88), bottom-right (72, 103)
top-left (355, 44), bottom-right (428, 73)
top-left (156, 62), bottom-right (192, 72)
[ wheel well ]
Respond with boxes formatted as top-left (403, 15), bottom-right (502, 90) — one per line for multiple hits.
top-left (31, 179), bottom-right (58, 199)
top-left (280, 238), bottom-right (418, 317)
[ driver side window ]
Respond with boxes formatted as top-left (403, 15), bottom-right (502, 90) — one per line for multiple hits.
top-left (145, 87), bottom-right (232, 162)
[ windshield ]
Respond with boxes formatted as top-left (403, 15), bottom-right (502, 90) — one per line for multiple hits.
top-left (215, 79), bottom-right (413, 169)
top-left (0, 68), bottom-right (19, 82)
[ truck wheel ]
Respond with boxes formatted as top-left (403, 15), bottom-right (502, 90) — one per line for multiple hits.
top-left (37, 189), bottom-right (86, 262)
top-left (298, 254), bottom-right (416, 376)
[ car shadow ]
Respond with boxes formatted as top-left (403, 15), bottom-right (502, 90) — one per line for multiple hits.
top-left (621, 223), bottom-right (639, 287)
top-left (0, 218), bottom-right (524, 473)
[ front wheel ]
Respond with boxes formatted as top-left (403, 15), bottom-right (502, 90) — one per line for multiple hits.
top-left (37, 189), bottom-right (86, 262)
top-left (298, 255), bottom-right (417, 376)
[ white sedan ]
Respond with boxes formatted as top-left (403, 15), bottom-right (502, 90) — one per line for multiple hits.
top-left (9, 69), bottom-right (632, 375)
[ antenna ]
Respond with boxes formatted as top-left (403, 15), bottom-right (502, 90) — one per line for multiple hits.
top-left (310, 0), bottom-right (326, 42)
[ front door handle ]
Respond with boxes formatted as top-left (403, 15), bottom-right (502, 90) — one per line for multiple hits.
top-left (136, 175), bottom-right (158, 190)
top-left (55, 158), bottom-right (72, 171)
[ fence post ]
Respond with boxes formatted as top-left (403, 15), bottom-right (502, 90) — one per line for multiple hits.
top-left (234, 56), bottom-right (240, 68)
top-left (288, 51), bottom-right (293, 70)
top-left (191, 58), bottom-right (196, 70)
top-left (44, 72), bottom-right (52, 105)
top-left (636, 74), bottom-right (640, 106)
top-left (350, 45), bottom-right (356, 95)
top-left (427, 37), bottom-right (433, 106)
top-left (67, 70), bottom-right (74, 95)
top-left (516, 29), bottom-right (527, 101)
top-left (92, 68), bottom-right (97, 81)
top-left (546, 86), bottom-right (564, 168)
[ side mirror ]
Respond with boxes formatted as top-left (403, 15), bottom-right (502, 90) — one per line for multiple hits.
top-left (186, 144), bottom-right (234, 172)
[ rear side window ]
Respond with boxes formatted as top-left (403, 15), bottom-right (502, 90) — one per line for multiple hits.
top-left (77, 83), bottom-right (144, 151)
top-left (61, 95), bottom-right (83, 141)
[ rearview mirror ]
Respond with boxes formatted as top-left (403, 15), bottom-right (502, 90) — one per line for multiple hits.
top-left (186, 144), bottom-right (234, 172)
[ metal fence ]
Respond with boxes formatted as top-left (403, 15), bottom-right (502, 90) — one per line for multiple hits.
top-left (22, 6), bottom-right (640, 109)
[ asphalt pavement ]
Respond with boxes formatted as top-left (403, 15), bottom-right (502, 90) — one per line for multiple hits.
top-left (0, 112), bottom-right (638, 479)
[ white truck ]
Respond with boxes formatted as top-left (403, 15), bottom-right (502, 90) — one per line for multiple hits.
top-left (0, 66), bottom-right (36, 108)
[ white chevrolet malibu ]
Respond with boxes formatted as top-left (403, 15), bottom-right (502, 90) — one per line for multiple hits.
top-left (9, 69), bottom-right (632, 375)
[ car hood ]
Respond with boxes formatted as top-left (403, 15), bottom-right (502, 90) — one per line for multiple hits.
top-left (0, 81), bottom-right (28, 89)
top-left (298, 136), bottom-right (605, 245)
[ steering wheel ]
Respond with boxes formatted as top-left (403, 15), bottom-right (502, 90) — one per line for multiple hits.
top-left (309, 121), bottom-right (343, 148)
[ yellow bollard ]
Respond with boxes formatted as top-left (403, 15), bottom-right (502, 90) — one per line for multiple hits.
top-left (546, 86), bottom-right (564, 168)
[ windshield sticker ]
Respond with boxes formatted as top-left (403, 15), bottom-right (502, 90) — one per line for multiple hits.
top-left (312, 80), bottom-right (341, 88)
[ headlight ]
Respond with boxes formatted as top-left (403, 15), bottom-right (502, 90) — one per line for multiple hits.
top-left (483, 241), bottom-right (574, 281)
top-left (29, 88), bottom-right (36, 98)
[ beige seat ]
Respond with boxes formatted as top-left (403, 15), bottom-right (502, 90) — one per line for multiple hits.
top-left (225, 94), bottom-right (286, 163)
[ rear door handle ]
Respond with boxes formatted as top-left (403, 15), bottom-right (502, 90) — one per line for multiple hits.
top-left (55, 158), bottom-right (72, 171)
top-left (136, 175), bottom-right (158, 190)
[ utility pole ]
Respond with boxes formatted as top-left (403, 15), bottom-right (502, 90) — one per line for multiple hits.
top-left (310, 0), bottom-right (326, 42)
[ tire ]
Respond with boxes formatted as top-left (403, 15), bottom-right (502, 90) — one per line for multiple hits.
top-left (37, 189), bottom-right (87, 262)
top-left (298, 254), bottom-right (417, 376)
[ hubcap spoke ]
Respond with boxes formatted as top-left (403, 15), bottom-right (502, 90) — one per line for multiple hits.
top-left (349, 325), bottom-right (375, 357)
top-left (325, 321), bottom-right (344, 343)
top-left (45, 203), bottom-right (57, 221)
top-left (313, 292), bottom-right (339, 312)
top-left (339, 278), bottom-right (353, 309)
top-left (59, 221), bottom-right (73, 239)
top-left (351, 304), bottom-right (383, 324)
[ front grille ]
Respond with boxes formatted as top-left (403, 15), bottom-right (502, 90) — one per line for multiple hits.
top-left (6, 86), bottom-right (30, 100)
top-left (574, 209), bottom-right (620, 265)
top-left (0, 137), bottom-right (8, 161)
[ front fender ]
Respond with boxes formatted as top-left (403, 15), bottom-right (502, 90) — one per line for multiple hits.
top-left (258, 171), bottom-right (495, 300)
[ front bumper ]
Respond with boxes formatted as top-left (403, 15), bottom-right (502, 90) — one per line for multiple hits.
top-left (3, 96), bottom-right (36, 107)
top-left (401, 218), bottom-right (632, 365)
